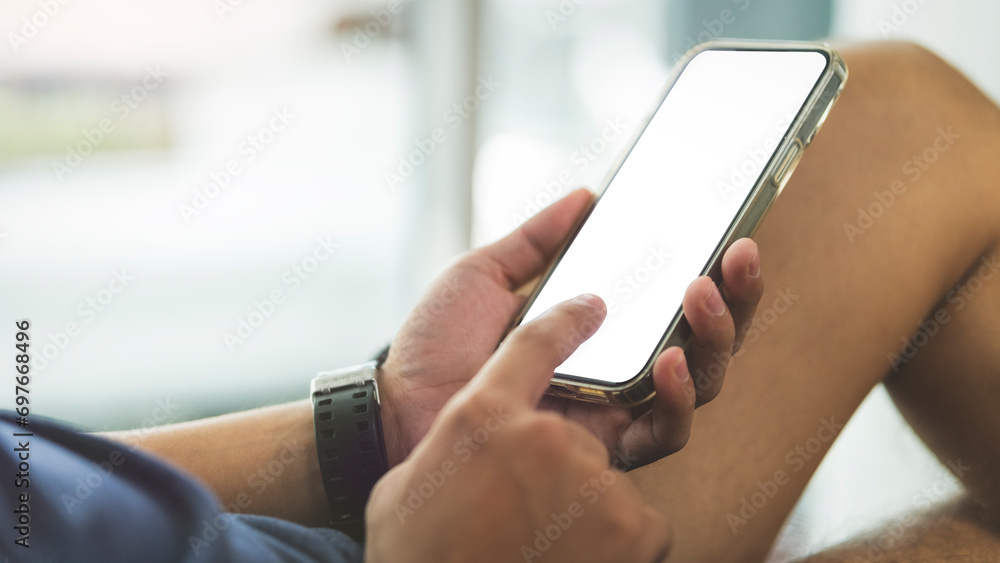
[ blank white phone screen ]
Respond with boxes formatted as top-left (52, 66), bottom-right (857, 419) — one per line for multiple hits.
top-left (519, 49), bottom-right (828, 384)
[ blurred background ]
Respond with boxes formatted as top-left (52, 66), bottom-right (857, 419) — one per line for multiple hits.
top-left (2, 0), bottom-right (997, 559)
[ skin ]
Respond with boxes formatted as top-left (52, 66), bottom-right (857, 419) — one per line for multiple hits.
top-left (626, 41), bottom-right (1000, 561)
top-left (367, 294), bottom-right (674, 563)
top-left (790, 496), bottom-right (1000, 562)
top-left (109, 189), bottom-right (762, 542)
top-left (107, 41), bottom-right (1000, 561)
top-left (376, 188), bottom-right (763, 472)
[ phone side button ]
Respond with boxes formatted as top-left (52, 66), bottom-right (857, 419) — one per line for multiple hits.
top-left (547, 383), bottom-right (578, 399)
top-left (773, 139), bottom-right (803, 192)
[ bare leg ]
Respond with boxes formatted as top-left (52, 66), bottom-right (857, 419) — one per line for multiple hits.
top-left (791, 496), bottom-right (1000, 563)
top-left (628, 42), bottom-right (1000, 562)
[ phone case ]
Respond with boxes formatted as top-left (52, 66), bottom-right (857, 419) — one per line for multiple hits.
top-left (507, 40), bottom-right (848, 407)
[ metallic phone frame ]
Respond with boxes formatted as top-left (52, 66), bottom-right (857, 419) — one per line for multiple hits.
top-left (507, 40), bottom-right (848, 407)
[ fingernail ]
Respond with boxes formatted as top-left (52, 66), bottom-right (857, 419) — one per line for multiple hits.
top-left (705, 285), bottom-right (725, 316)
top-left (672, 356), bottom-right (690, 383)
top-left (748, 248), bottom-right (760, 279)
top-left (574, 293), bottom-right (605, 311)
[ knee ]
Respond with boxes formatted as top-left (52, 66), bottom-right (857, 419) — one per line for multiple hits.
top-left (841, 41), bottom-right (955, 86)
top-left (838, 41), bottom-right (1000, 130)
top-left (836, 41), bottom-right (1000, 235)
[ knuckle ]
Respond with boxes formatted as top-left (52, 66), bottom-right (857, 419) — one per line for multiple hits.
top-left (605, 504), bottom-right (646, 546)
top-left (692, 310), bottom-right (736, 352)
top-left (655, 426), bottom-right (691, 457)
top-left (524, 413), bottom-right (573, 454)
top-left (666, 431), bottom-right (691, 455)
top-left (691, 362), bottom-right (725, 405)
top-left (442, 392), bottom-right (491, 434)
top-left (529, 418), bottom-right (565, 445)
top-left (695, 382), bottom-right (722, 406)
top-left (708, 322), bottom-right (736, 356)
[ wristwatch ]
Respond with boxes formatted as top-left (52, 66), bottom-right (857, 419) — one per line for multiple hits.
top-left (310, 360), bottom-right (389, 543)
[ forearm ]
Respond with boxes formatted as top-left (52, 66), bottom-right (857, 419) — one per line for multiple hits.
top-left (101, 399), bottom-right (331, 527)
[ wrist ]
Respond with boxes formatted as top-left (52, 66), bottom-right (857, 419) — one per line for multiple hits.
top-left (375, 363), bottom-right (406, 468)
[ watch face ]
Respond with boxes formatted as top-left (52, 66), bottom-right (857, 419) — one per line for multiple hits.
top-left (311, 362), bottom-right (378, 397)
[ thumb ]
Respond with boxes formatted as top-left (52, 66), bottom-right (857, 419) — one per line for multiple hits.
top-left (474, 188), bottom-right (593, 290)
top-left (470, 294), bottom-right (607, 409)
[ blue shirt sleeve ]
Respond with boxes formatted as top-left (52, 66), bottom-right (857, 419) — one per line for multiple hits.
top-left (0, 411), bottom-right (362, 563)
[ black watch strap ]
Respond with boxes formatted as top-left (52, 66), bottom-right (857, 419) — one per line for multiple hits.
top-left (311, 362), bottom-right (389, 544)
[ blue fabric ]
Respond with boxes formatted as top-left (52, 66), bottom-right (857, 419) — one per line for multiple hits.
top-left (0, 411), bottom-right (362, 563)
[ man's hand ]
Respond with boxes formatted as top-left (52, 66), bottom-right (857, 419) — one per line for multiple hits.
top-left (378, 188), bottom-right (764, 468)
top-left (367, 295), bottom-right (671, 563)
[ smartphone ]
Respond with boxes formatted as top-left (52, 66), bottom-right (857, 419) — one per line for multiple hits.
top-left (508, 41), bottom-right (848, 406)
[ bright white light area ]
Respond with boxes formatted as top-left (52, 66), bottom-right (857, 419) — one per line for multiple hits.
top-left (0, 1), bottom-right (415, 429)
top-left (519, 49), bottom-right (826, 384)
